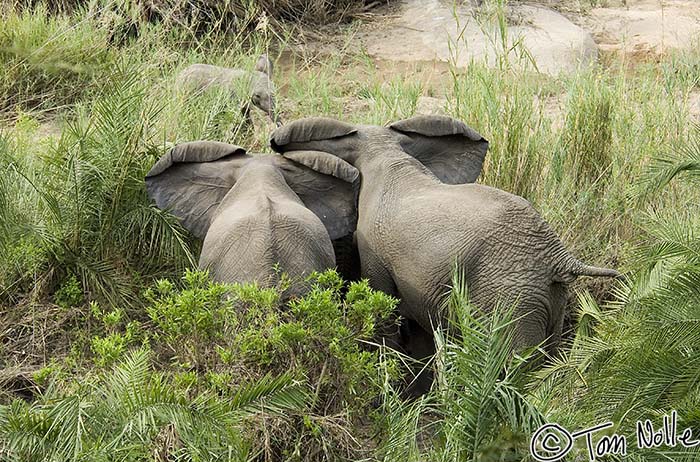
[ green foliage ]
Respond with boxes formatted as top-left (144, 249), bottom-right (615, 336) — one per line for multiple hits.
top-left (431, 272), bottom-right (545, 460)
top-left (145, 269), bottom-right (234, 368)
top-left (450, 63), bottom-right (553, 200)
top-left (0, 349), bottom-right (308, 461)
top-left (0, 6), bottom-right (114, 112)
top-left (143, 270), bottom-right (398, 410)
top-left (146, 270), bottom-right (231, 338)
top-left (638, 123), bottom-right (700, 193)
top-left (32, 363), bottom-right (61, 387)
top-left (558, 71), bottom-right (615, 190)
top-left (2, 3), bottom-right (700, 461)
top-left (0, 70), bottom-right (196, 306)
top-left (534, 141), bottom-right (700, 461)
top-left (53, 274), bottom-right (83, 309)
top-left (91, 331), bottom-right (132, 366)
top-left (71, 269), bottom-right (399, 460)
top-left (373, 271), bottom-right (545, 462)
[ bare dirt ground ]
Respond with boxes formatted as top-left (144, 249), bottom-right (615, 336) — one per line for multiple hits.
top-left (281, 0), bottom-right (700, 119)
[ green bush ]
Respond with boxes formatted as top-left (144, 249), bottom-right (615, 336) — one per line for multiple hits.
top-left (143, 270), bottom-right (399, 404)
top-left (0, 270), bottom-right (400, 461)
top-left (0, 72), bottom-right (196, 306)
top-left (53, 274), bottom-right (83, 308)
top-left (0, 349), bottom-right (308, 462)
top-left (80, 269), bottom-right (401, 460)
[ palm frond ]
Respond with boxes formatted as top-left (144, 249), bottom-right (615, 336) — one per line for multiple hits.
top-left (639, 125), bottom-right (700, 193)
top-left (432, 268), bottom-right (545, 460)
top-left (230, 373), bottom-right (310, 418)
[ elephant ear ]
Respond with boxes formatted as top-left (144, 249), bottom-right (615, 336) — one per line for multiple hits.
top-left (389, 115), bottom-right (488, 184)
top-left (145, 141), bottom-right (249, 239)
top-left (254, 54), bottom-right (273, 75)
top-left (270, 117), bottom-right (357, 153)
top-left (275, 150), bottom-right (359, 240)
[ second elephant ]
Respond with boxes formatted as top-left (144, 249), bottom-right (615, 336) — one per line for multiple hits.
top-left (145, 141), bottom-right (358, 295)
top-left (176, 55), bottom-right (280, 125)
top-left (270, 115), bottom-right (620, 380)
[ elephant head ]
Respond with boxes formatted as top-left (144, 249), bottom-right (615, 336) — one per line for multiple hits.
top-left (145, 140), bottom-right (359, 289)
top-left (270, 115), bottom-right (489, 184)
top-left (250, 54), bottom-right (281, 126)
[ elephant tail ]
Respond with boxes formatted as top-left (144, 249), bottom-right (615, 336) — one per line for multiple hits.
top-left (554, 256), bottom-right (621, 282)
top-left (572, 263), bottom-right (620, 278)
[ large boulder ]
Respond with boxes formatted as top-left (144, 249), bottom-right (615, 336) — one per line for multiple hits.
top-left (361, 0), bottom-right (598, 76)
top-left (586, 0), bottom-right (700, 61)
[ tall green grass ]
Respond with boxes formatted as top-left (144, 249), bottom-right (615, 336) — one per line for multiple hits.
top-left (0, 5), bottom-right (114, 113)
top-left (1, 2), bottom-right (700, 461)
top-left (0, 71), bottom-right (195, 306)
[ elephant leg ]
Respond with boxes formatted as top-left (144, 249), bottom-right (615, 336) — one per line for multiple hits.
top-left (360, 250), bottom-right (397, 297)
top-left (239, 101), bottom-right (253, 124)
top-left (399, 317), bottom-right (435, 398)
top-left (353, 243), bottom-right (416, 405)
top-left (545, 282), bottom-right (568, 358)
top-left (359, 241), bottom-right (401, 350)
top-left (332, 233), bottom-right (361, 284)
top-left (512, 297), bottom-right (549, 357)
top-left (357, 239), bottom-right (437, 396)
top-left (514, 283), bottom-right (569, 361)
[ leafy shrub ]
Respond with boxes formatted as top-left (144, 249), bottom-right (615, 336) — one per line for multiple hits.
top-left (145, 269), bottom-right (234, 368)
top-left (0, 72), bottom-right (196, 306)
top-left (140, 269), bottom-right (400, 459)
top-left (0, 349), bottom-right (308, 462)
top-left (53, 274), bottom-right (83, 308)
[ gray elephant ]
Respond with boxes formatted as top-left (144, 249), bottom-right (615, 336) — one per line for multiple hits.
top-left (175, 55), bottom-right (281, 126)
top-left (270, 115), bottom-right (619, 381)
top-left (145, 141), bottom-right (358, 295)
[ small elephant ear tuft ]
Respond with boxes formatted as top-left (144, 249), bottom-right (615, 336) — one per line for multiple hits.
top-left (389, 115), bottom-right (488, 184)
top-left (145, 141), bottom-right (249, 239)
top-left (270, 117), bottom-right (357, 152)
top-left (254, 54), bottom-right (273, 75)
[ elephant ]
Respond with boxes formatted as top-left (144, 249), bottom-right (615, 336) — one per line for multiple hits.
top-left (270, 115), bottom-right (620, 391)
top-left (145, 141), bottom-right (359, 295)
top-left (175, 55), bottom-right (281, 126)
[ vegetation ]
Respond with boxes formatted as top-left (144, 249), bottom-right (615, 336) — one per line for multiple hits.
top-left (1, 0), bottom-right (700, 460)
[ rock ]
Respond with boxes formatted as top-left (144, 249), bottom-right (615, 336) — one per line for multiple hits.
top-left (415, 96), bottom-right (447, 115)
top-left (587, 0), bottom-right (700, 61)
top-left (360, 0), bottom-right (598, 76)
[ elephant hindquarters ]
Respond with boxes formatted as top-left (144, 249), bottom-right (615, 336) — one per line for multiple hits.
top-left (494, 280), bottom-right (569, 358)
top-left (200, 208), bottom-right (335, 292)
top-left (544, 281), bottom-right (568, 356)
